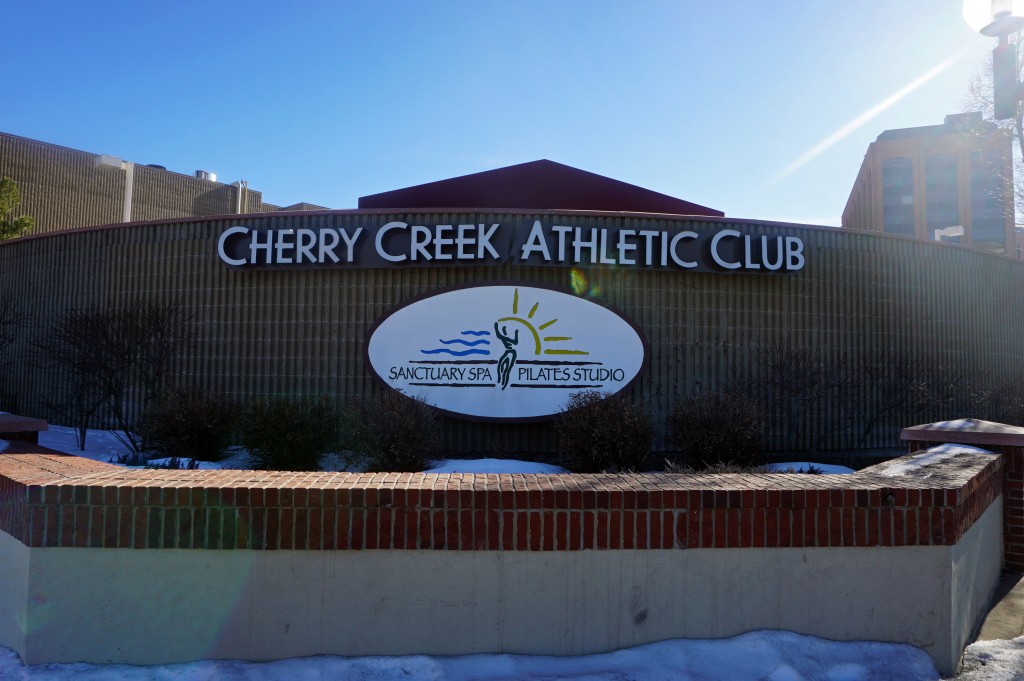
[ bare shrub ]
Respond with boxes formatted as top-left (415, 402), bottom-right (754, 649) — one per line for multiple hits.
top-left (344, 392), bottom-right (438, 472)
top-left (667, 390), bottom-right (765, 470)
top-left (555, 390), bottom-right (653, 473)
top-left (241, 396), bottom-right (340, 471)
top-left (138, 385), bottom-right (237, 462)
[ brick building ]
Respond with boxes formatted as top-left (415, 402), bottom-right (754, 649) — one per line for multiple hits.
top-left (842, 113), bottom-right (1015, 254)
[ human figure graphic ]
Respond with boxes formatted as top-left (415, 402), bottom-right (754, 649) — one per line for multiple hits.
top-left (494, 322), bottom-right (519, 390)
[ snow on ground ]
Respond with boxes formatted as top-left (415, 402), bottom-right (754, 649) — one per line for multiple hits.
top-left (0, 630), bottom-right (945, 681)
top-left (37, 426), bottom-right (135, 464)
top-left (37, 426), bottom-right (568, 474)
top-left (764, 462), bottom-right (855, 474)
top-left (426, 458), bottom-right (567, 474)
top-left (958, 637), bottom-right (1024, 680)
top-left (14, 427), bottom-right (1024, 678)
top-left (877, 444), bottom-right (997, 477)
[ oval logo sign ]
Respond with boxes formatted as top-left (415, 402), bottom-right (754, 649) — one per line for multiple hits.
top-left (366, 284), bottom-right (648, 421)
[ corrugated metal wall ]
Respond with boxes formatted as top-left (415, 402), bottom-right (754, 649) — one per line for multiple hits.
top-left (1, 211), bottom-right (1022, 455)
top-left (0, 133), bottom-right (265, 234)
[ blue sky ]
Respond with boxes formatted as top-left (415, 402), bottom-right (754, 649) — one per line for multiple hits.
top-left (5, 1), bottom-right (994, 225)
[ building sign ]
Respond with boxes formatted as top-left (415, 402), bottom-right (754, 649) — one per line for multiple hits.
top-left (218, 220), bottom-right (805, 273)
top-left (365, 284), bottom-right (648, 421)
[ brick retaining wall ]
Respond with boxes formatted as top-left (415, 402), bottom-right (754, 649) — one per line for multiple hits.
top-left (903, 418), bottom-right (1024, 571)
top-left (0, 440), bottom-right (1003, 553)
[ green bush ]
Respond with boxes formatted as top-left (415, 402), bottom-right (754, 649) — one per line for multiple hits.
top-left (667, 390), bottom-right (765, 470)
top-left (555, 390), bottom-right (654, 473)
top-left (137, 385), bottom-right (237, 461)
top-left (241, 395), bottom-right (340, 471)
top-left (344, 392), bottom-right (438, 472)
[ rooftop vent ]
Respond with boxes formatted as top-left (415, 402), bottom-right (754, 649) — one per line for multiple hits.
top-left (195, 170), bottom-right (217, 182)
top-left (94, 155), bottom-right (124, 171)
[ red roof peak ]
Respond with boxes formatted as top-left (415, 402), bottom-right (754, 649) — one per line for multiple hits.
top-left (358, 160), bottom-right (723, 216)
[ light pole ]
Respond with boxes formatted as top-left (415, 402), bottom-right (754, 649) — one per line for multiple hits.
top-left (966, 0), bottom-right (1024, 118)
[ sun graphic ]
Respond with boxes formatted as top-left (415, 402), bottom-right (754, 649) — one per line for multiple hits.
top-left (495, 288), bottom-right (588, 356)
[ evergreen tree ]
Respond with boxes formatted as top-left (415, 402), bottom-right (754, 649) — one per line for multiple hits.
top-left (0, 177), bottom-right (33, 239)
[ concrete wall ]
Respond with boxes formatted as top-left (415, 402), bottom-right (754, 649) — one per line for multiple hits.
top-left (0, 530), bottom-right (27, 662)
top-left (2, 499), bottom-right (1001, 674)
top-left (0, 442), bottom-right (1006, 675)
top-left (950, 495), bottom-right (1004, 668)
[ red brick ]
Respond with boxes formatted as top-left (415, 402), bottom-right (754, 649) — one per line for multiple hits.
top-left (459, 509), bottom-right (473, 550)
top-left (828, 508), bottom-right (843, 546)
top-left (906, 509), bottom-right (919, 545)
top-left (609, 511), bottom-right (622, 549)
top-left (714, 509), bottom-right (727, 548)
top-left (893, 510), bottom-right (906, 546)
top-left (236, 507), bottom-right (252, 549)
top-left (390, 508), bottom-right (406, 550)
top-left (843, 508), bottom-right (856, 547)
top-left (725, 509), bottom-right (739, 547)
top-left (623, 511), bottom-right (635, 550)
top-left (131, 507), bottom-right (148, 549)
top-left (175, 508), bottom-right (191, 549)
top-left (364, 509), bottom-right (379, 550)
top-left (868, 509), bottom-right (880, 546)
top-left (295, 508), bottom-right (309, 550)
top-left (634, 511), bottom-right (649, 549)
top-left (815, 508), bottom-right (829, 547)
top-left (540, 511), bottom-right (554, 551)
top-left (569, 511), bottom-right (583, 551)
top-left (503, 510), bottom-right (516, 550)
top-left (530, 511), bottom-right (543, 551)
top-left (516, 510), bottom-right (530, 550)
top-left (597, 511), bottom-right (609, 549)
top-left (433, 509), bottom-right (449, 549)
top-left (474, 509), bottom-right (488, 550)
top-left (556, 512), bottom-right (569, 551)
top-left (662, 511), bottom-right (674, 549)
top-left (777, 510), bottom-right (791, 547)
top-left (28, 506), bottom-right (45, 546)
top-left (74, 505), bottom-right (90, 547)
top-left (248, 507), bottom-right (264, 548)
top-left (279, 508), bottom-right (294, 550)
top-left (584, 511), bottom-right (596, 549)
top-left (918, 508), bottom-right (932, 546)
top-left (335, 508), bottom-right (350, 550)
top-left (649, 511), bottom-right (662, 550)
top-left (790, 510), bottom-right (803, 548)
top-left (487, 509), bottom-right (501, 550)
top-left (418, 509), bottom-right (432, 549)
top-left (753, 509), bottom-right (766, 548)
top-left (118, 506), bottom-right (131, 548)
top-left (942, 508), bottom-right (955, 544)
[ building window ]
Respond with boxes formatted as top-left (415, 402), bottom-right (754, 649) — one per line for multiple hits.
top-left (882, 157), bottom-right (914, 236)
top-left (970, 150), bottom-right (1006, 250)
top-left (925, 154), bottom-right (958, 235)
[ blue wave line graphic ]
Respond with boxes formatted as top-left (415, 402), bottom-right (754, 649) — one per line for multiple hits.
top-left (439, 338), bottom-right (490, 347)
top-left (461, 330), bottom-right (491, 337)
top-left (419, 348), bottom-right (491, 356)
